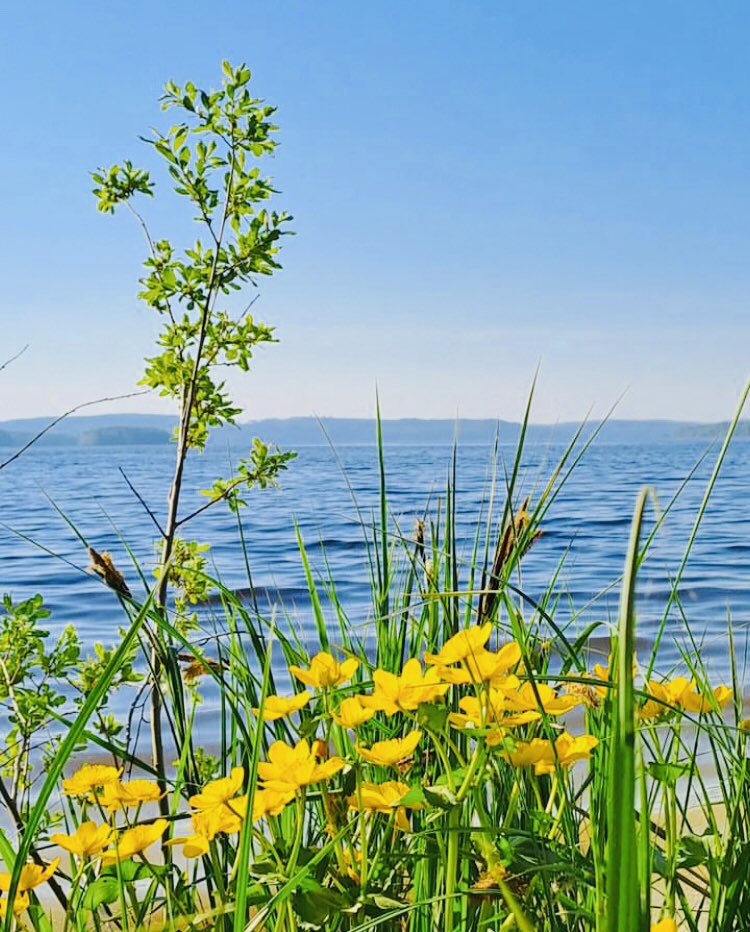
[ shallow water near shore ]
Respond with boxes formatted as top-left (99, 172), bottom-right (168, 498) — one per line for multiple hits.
top-left (1, 438), bottom-right (749, 727)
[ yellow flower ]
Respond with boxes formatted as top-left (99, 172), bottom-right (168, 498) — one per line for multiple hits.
top-left (252, 691), bottom-right (311, 721)
top-left (357, 731), bottom-right (422, 768)
top-left (258, 740), bottom-right (344, 793)
top-left (424, 623), bottom-right (492, 666)
top-left (349, 780), bottom-right (411, 813)
top-left (97, 779), bottom-right (164, 812)
top-left (169, 788), bottom-right (293, 858)
top-left (503, 733), bottom-right (597, 775)
top-left (333, 696), bottom-right (375, 729)
top-left (167, 831), bottom-right (211, 859)
top-left (0, 859), bottom-right (59, 893)
top-left (289, 652), bottom-right (358, 689)
top-left (251, 788), bottom-right (294, 820)
top-left (448, 688), bottom-right (541, 731)
top-left (208, 790), bottom-right (292, 828)
top-left (642, 678), bottom-right (732, 719)
top-left (167, 807), bottom-right (235, 859)
top-left (500, 681), bottom-right (583, 716)
top-left (99, 819), bottom-right (168, 864)
top-left (348, 780), bottom-right (420, 831)
top-left (189, 767), bottom-right (245, 812)
top-left (435, 643), bottom-right (521, 686)
top-left (0, 891), bottom-right (29, 916)
top-left (50, 822), bottom-right (113, 857)
top-left (62, 763), bottom-right (122, 797)
top-left (361, 660), bottom-right (449, 715)
top-left (541, 733), bottom-right (598, 774)
top-left (503, 737), bottom-right (553, 771)
top-left (651, 919), bottom-right (677, 932)
top-left (679, 683), bottom-right (732, 714)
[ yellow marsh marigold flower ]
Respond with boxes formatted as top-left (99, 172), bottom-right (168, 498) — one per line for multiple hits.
top-left (449, 690), bottom-right (541, 731)
top-left (679, 683), bottom-right (731, 714)
top-left (252, 691), bottom-right (311, 721)
top-left (361, 660), bottom-right (449, 715)
top-left (168, 789), bottom-right (294, 858)
top-left (0, 891), bottom-right (30, 917)
top-left (500, 681), bottom-right (583, 716)
top-left (99, 819), bottom-right (168, 864)
top-left (189, 767), bottom-right (244, 811)
top-left (538, 733), bottom-right (598, 774)
top-left (258, 740), bottom-right (344, 794)
top-left (166, 830), bottom-right (211, 860)
top-left (50, 822), bottom-right (113, 857)
top-left (590, 663), bottom-right (612, 698)
top-left (436, 643), bottom-right (521, 686)
top-left (206, 790), bottom-right (291, 831)
top-left (97, 779), bottom-right (163, 812)
top-left (357, 731), bottom-right (422, 768)
top-left (289, 652), bottom-right (358, 689)
top-left (424, 623), bottom-right (492, 666)
top-left (251, 788), bottom-right (294, 820)
top-left (167, 809), bottom-right (233, 859)
top-left (333, 696), bottom-right (375, 729)
top-left (651, 919), bottom-right (677, 932)
top-left (62, 763), bottom-right (122, 797)
top-left (348, 781), bottom-right (420, 831)
top-left (177, 801), bottom-right (247, 849)
top-left (503, 733), bottom-right (597, 775)
top-left (0, 858), bottom-right (59, 893)
top-left (642, 678), bottom-right (732, 719)
top-left (502, 737), bottom-right (552, 771)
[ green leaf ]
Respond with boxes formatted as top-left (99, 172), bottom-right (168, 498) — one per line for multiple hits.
top-left (82, 877), bottom-right (120, 910)
top-left (398, 785), bottom-right (426, 808)
top-left (292, 880), bottom-right (349, 926)
top-left (415, 702), bottom-right (448, 731)
top-left (423, 785), bottom-right (459, 810)
top-left (647, 761), bottom-right (692, 787)
top-left (101, 860), bottom-right (166, 882)
top-left (677, 835), bottom-right (711, 869)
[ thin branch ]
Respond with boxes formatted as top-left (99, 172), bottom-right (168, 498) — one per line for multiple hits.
top-left (119, 467), bottom-right (166, 537)
top-left (0, 344), bottom-right (29, 374)
top-left (125, 201), bottom-right (179, 332)
top-left (0, 390), bottom-right (150, 470)
top-left (175, 474), bottom-right (247, 528)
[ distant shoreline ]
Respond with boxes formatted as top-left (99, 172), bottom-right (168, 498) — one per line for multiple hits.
top-left (0, 413), bottom-right (747, 448)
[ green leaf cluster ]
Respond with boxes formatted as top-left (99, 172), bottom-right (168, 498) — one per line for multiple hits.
top-left (93, 61), bottom-right (293, 461)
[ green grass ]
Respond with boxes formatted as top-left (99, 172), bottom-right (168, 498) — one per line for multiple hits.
top-left (1, 393), bottom-right (749, 931)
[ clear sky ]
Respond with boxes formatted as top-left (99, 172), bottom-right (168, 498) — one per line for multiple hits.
top-left (1, 1), bottom-right (748, 423)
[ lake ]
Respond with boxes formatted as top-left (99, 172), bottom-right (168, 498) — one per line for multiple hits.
top-left (1, 439), bottom-right (749, 706)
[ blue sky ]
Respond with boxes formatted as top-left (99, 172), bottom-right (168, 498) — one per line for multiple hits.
top-left (1, 1), bottom-right (748, 422)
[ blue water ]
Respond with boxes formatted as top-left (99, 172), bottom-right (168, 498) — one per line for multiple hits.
top-left (1, 440), bottom-right (749, 708)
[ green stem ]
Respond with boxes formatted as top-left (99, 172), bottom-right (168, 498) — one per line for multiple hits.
top-left (445, 805), bottom-right (461, 932)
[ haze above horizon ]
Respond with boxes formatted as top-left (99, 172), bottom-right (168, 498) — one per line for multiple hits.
top-left (2, 1), bottom-right (749, 424)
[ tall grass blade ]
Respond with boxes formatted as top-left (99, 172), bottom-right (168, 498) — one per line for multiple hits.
top-left (605, 487), bottom-right (650, 932)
